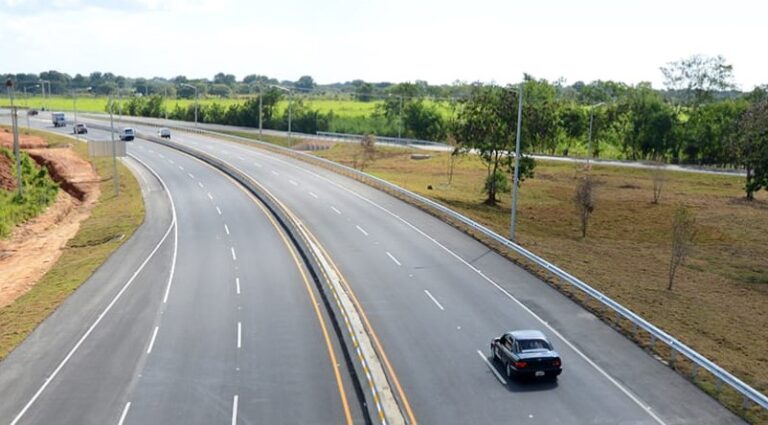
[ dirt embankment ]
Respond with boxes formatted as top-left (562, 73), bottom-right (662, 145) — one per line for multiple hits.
top-left (0, 131), bottom-right (101, 308)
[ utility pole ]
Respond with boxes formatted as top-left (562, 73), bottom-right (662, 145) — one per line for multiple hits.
top-left (258, 84), bottom-right (263, 135)
top-left (6, 79), bottom-right (23, 197)
top-left (510, 83), bottom-right (524, 242)
top-left (398, 95), bottom-right (403, 139)
top-left (109, 96), bottom-right (119, 196)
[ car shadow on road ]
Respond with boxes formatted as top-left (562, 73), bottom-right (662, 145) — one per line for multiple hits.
top-left (488, 356), bottom-right (559, 392)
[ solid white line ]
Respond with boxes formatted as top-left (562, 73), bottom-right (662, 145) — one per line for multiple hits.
top-left (424, 290), bottom-right (445, 311)
top-left (237, 322), bottom-right (242, 348)
top-left (224, 224), bottom-right (230, 235)
top-left (271, 170), bottom-right (280, 176)
top-left (187, 172), bottom-right (195, 179)
top-left (216, 206), bottom-right (222, 215)
top-left (147, 326), bottom-right (160, 354)
top-left (331, 206), bottom-right (341, 215)
top-left (356, 225), bottom-right (368, 236)
top-left (117, 402), bottom-right (131, 425)
top-left (10, 155), bottom-right (178, 425)
top-left (289, 179), bottom-right (298, 186)
top-left (231, 247), bottom-right (237, 261)
top-left (251, 152), bottom-right (667, 425)
top-left (207, 192), bottom-right (213, 200)
top-left (386, 251), bottom-right (401, 267)
top-left (198, 181), bottom-right (204, 188)
top-left (308, 191), bottom-right (319, 199)
top-left (477, 350), bottom-right (507, 385)
top-left (235, 277), bottom-right (241, 295)
top-left (231, 395), bottom-right (239, 425)
top-left (130, 154), bottom-right (180, 306)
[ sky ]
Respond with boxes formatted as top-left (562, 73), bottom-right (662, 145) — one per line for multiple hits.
top-left (1, 0), bottom-right (766, 89)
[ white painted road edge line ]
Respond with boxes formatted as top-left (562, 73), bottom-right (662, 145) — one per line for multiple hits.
top-left (117, 402), bottom-right (131, 425)
top-left (424, 290), bottom-right (445, 311)
top-left (237, 322), bottom-right (242, 349)
top-left (231, 395), bottom-right (239, 425)
top-left (476, 350), bottom-right (507, 385)
top-left (356, 225), bottom-right (369, 236)
top-left (130, 154), bottom-right (180, 306)
top-left (386, 252), bottom-right (401, 267)
top-left (146, 326), bottom-right (160, 354)
top-left (231, 247), bottom-right (237, 261)
top-left (10, 155), bottom-right (178, 425)
top-left (224, 224), bottom-right (230, 235)
top-left (331, 206), bottom-right (342, 215)
top-left (235, 277), bottom-right (241, 295)
top-left (252, 152), bottom-right (667, 425)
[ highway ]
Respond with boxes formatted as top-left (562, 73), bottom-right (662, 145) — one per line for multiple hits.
top-left (0, 113), bottom-right (745, 424)
top-left (0, 120), bottom-right (363, 424)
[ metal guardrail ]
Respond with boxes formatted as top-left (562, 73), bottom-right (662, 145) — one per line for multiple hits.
top-left (96, 115), bottom-right (768, 414)
top-left (316, 131), bottom-right (446, 147)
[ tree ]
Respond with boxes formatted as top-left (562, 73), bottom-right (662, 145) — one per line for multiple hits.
top-left (213, 72), bottom-right (236, 86)
top-left (454, 84), bottom-right (535, 205)
top-left (354, 134), bottom-right (376, 171)
top-left (522, 75), bottom-right (560, 154)
top-left (296, 75), bottom-right (315, 91)
top-left (660, 54), bottom-right (735, 109)
top-left (733, 101), bottom-right (768, 200)
top-left (574, 175), bottom-right (596, 238)
top-left (650, 160), bottom-right (667, 204)
top-left (355, 82), bottom-right (374, 102)
top-left (209, 83), bottom-right (233, 98)
top-left (668, 205), bottom-right (696, 290)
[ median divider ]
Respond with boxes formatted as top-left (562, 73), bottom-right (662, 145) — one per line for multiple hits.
top-left (88, 122), bottom-right (407, 425)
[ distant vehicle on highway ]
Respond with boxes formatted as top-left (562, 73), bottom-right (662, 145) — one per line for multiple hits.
top-left (491, 330), bottom-right (562, 379)
top-left (158, 128), bottom-right (171, 139)
top-left (27, 109), bottom-right (39, 116)
top-left (119, 127), bottom-right (135, 141)
top-left (73, 123), bottom-right (88, 134)
top-left (52, 112), bottom-right (66, 127)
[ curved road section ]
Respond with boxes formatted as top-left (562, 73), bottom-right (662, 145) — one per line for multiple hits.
top-left (0, 121), bottom-right (363, 424)
top-left (110, 117), bottom-right (743, 425)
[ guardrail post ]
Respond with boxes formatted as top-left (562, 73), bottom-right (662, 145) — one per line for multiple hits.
top-left (648, 334), bottom-right (656, 351)
top-left (669, 348), bottom-right (676, 368)
top-left (742, 396), bottom-right (750, 411)
top-left (691, 364), bottom-right (699, 383)
top-left (632, 322), bottom-right (639, 338)
top-left (715, 378), bottom-right (723, 396)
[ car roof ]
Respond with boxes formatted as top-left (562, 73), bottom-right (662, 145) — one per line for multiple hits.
top-left (506, 330), bottom-right (549, 340)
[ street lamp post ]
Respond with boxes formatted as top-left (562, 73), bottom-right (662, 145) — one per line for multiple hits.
top-left (40, 80), bottom-right (50, 111)
top-left (398, 95), bottom-right (403, 139)
top-left (72, 86), bottom-right (92, 142)
top-left (587, 102), bottom-right (606, 165)
top-left (5, 79), bottom-right (23, 197)
top-left (510, 83), bottom-right (524, 242)
top-left (180, 83), bottom-right (198, 127)
top-left (23, 85), bottom-right (40, 131)
top-left (108, 94), bottom-right (119, 196)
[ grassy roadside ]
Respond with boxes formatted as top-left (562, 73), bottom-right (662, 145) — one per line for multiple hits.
top-left (0, 129), bottom-right (144, 361)
top-left (0, 148), bottom-right (59, 238)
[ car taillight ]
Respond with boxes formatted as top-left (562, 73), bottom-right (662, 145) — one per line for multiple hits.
top-left (552, 359), bottom-right (561, 367)
top-left (514, 361), bottom-right (527, 369)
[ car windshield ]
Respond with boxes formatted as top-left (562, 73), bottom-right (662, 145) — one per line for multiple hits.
top-left (519, 339), bottom-right (551, 351)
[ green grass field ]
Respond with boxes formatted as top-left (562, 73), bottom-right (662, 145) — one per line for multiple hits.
top-left (0, 128), bottom-right (144, 361)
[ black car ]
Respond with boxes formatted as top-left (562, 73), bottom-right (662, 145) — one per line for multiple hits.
top-left (73, 123), bottom-right (88, 134)
top-left (491, 330), bottom-right (562, 379)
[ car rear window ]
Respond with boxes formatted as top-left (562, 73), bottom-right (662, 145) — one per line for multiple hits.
top-left (519, 339), bottom-right (551, 351)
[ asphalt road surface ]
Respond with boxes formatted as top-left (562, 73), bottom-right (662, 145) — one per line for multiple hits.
top-left (0, 114), bottom-right (745, 424)
top-left (0, 120), bottom-right (362, 425)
